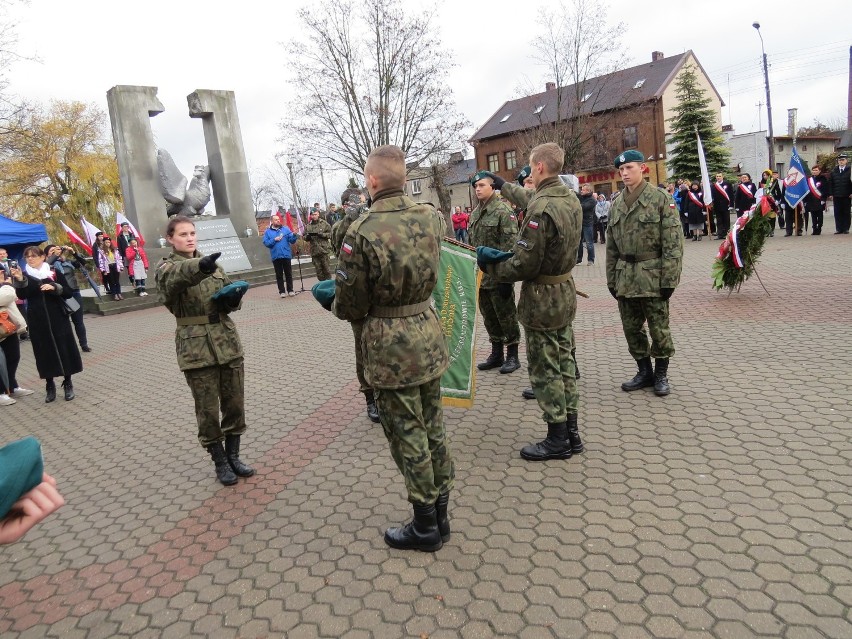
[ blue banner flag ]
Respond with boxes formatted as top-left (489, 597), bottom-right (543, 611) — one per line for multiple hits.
top-left (784, 147), bottom-right (808, 208)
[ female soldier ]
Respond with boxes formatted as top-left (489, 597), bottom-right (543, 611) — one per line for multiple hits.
top-left (156, 216), bottom-right (254, 486)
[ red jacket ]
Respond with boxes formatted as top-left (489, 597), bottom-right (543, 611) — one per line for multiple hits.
top-left (451, 211), bottom-right (469, 230)
top-left (125, 246), bottom-right (149, 277)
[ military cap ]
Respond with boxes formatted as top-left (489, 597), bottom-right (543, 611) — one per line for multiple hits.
top-left (839, 153), bottom-right (849, 159)
top-left (0, 437), bottom-right (43, 519)
top-left (470, 170), bottom-right (493, 186)
top-left (517, 165), bottom-right (531, 186)
top-left (311, 279), bottom-right (335, 311)
top-left (211, 280), bottom-right (250, 310)
top-left (614, 150), bottom-right (645, 168)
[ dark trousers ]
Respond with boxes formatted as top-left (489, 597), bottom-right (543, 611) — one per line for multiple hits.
top-left (808, 208), bottom-right (824, 234)
top-left (454, 228), bottom-right (469, 244)
top-left (785, 206), bottom-right (804, 235)
top-left (576, 224), bottom-right (595, 263)
top-left (594, 220), bottom-right (607, 243)
top-left (715, 208), bottom-right (731, 237)
top-left (0, 334), bottom-right (20, 393)
top-left (70, 290), bottom-right (88, 348)
top-left (102, 266), bottom-right (121, 294)
top-left (272, 258), bottom-right (294, 294)
top-left (834, 197), bottom-right (852, 233)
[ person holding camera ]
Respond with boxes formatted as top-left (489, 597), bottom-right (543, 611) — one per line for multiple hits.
top-left (156, 215), bottom-right (254, 487)
top-left (45, 245), bottom-right (91, 352)
top-left (468, 170), bottom-right (521, 374)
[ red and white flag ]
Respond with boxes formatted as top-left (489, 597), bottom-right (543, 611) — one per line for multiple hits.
top-left (115, 212), bottom-right (145, 246)
top-left (80, 217), bottom-right (103, 246)
top-left (60, 221), bottom-right (92, 255)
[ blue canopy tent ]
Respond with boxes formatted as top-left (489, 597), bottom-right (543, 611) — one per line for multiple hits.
top-left (0, 215), bottom-right (49, 261)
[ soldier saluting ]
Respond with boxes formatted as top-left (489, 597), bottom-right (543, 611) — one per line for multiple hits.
top-left (606, 150), bottom-right (684, 396)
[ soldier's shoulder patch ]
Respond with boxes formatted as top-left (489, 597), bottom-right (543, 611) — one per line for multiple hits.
top-left (157, 261), bottom-right (172, 273)
top-left (527, 219), bottom-right (540, 230)
top-left (341, 242), bottom-right (353, 255)
top-left (669, 202), bottom-right (676, 208)
top-left (336, 269), bottom-right (348, 280)
top-left (517, 239), bottom-right (530, 248)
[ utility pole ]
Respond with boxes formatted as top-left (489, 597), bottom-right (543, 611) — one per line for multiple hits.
top-left (753, 22), bottom-right (776, 172)
top-left (319, 166), bottom-right (329, 209)
top-left (755, 101), bottom-right (763, 130)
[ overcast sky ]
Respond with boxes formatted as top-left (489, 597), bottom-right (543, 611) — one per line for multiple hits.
top-left (4, 0), bottom-right (850, 207)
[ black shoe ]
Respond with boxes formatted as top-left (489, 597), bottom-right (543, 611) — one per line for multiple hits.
top-left (45, 379), bottom-right (56, 403)
top-left (384, 503), bottom-right (443, 552)
top-left (477, 343), bottom-right (504, 370)
top-left (207, 442), bottom-right (238, 486)
top-left (834, 231), bottom-right (842, 234)
top-left (522, 388), bottom-right (536, 400)
top-left (435, 493), bottom-right (450, 543)
top-left (225, 434), bottom-right (255, 477)
top-left (653, 358), bottom-right (671, 396)
top-left (81, 345), bottom-right (92, 352)
top-left (499, 344), bottom-right (520, 374)
top-left (61, 379), bottom-right (75, 401)
top-left (566, 414), bottom-right (584, 454)
top-left (621, 357), bottom-right (654, 392)
top-left (366, 397), bottom-right (380, 423)
top-left (691, 236), bottom-right (698, 242)
top-left (520, 421), bottom-right (572, 461)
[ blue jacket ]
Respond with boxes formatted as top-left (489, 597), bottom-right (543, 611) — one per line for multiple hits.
top-left (263, 225), bottom-right (298, 259)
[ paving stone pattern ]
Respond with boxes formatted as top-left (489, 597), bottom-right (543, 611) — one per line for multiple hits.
top-left (1, 217), bottom-right (851, 638)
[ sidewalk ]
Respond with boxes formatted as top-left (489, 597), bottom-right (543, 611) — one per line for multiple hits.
top-left (1, 219), bottom-right (851, 638)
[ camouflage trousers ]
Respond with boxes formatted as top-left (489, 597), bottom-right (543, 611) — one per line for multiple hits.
top-left (183, 357), bottom-right (247, 448)
top-left (375, 377), bottom-right (454, 505)
top-left (479, 286), bottom-right (520, 345)
top-left (312, 253), bottom-right (332, 281)
top-left (527, 325), bottom-right (579, 423)
top-left (351, 320), bottom-right (373, 401)
top-left (617, 297), bottom-right (675, 360)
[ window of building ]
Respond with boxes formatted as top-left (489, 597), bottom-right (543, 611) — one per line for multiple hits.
top-left (487, 154), bottom-right (499, 172)
top-left (533, 105), bottom-right (545, 114)
top-left (505, 150), bottom-right (517, 170)
top-left (411, 179), bottom-right (422, 195)
top-left (633, 79), bottom-right (646, 89)
top-left (623, 126), bottom-right (638, 149)
top-left (499, 113), bottom-right (511, 123)
top-left (802, 145), bottom-right (808, 151)
top-left (777, 144), bottom-right (784, 152)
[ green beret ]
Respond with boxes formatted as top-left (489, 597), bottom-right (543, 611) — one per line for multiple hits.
top-left (614, 150), bottom-right (645, 168)
top-left (516, 166), bottom-right (531, 186)
top-left (212, 280), bottom-right (249, 310)
top-left (0, 437), bottom-right (43, 519)
top-left (476, 246), bottom-right (514, 264)
top-left (470, 170), bottom-right (492, 186)
top-left (312, 279), bottom-right (335, 311)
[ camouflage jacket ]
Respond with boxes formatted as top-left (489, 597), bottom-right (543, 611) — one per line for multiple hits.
top-left (304, 218), bottom-right (333, 256)
top-left (490, 178), bottom-right (582, 330)
top-left (332, 189), bottom-right (449, 389)
top-left (331, 203), bottom-right (367, 256)
top-left (468, 193), bottom-right (518, 289)
top-left (155, 251), bottom-right (243, 371)
top-left (605, 181), bottom-right (684, 298)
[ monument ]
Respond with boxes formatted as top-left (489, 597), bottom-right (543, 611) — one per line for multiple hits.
top-left (106, 86), bottom-right (265, 271)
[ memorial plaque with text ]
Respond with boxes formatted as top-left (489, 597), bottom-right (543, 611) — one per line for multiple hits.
top-left (194, 218), bottom-right (252, 273)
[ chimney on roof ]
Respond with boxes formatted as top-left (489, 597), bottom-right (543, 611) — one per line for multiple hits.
top-left (546, 82), bottom-right (556, 92)
top-left (652, 51), bottom-right (664, 62)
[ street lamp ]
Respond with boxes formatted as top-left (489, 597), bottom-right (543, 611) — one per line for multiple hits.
top-left (753, 22), bottom-right (776, 172)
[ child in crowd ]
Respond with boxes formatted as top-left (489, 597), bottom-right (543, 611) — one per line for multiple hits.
top-left (125, 238), bottom-right (149, 296)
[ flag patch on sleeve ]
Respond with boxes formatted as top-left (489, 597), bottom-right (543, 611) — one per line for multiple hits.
top-left (669, 203), bottom-right (675, 208)
top-left (342, 242), bottom-right (353, 255)
top-left (527, 219), bottom-right (539, 229)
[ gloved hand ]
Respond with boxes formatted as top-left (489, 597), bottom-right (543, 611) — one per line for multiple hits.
top-left (476, 246), bottom-right (514, 264)
top-left (199, 252), bottom-right (221, 274)
top-left (311, 280), bottom-right (335, 312)
top-left (483, 172), bottom-right (506, 190)
top-left (660, 288), bottom-right (674, 301)
top-left (609, 287), bottom-right (618, 300)
top-left (497, 283), bottom-right (514, 299)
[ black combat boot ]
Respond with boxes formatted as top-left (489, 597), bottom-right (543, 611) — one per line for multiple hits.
top-left (522, 388), bottom-right (536, 400)
top-left (384, 503), bottom-right (443, 552)
top-left (207, 442), bottom-right (238, 486)
top-left (621, 357), bottom-right (654, 392)
top-left (45, 379), bottom-right (56, 403)
top-left (499, 343), bottom-right (521, 374)
top-left (520, 422), bottom-right (572, 461)
top-left (477, 342), bottom-right (504, 370)
top-left (435, 492), bottom-right (450, 543)
top-left (225, 434), bottom-right (255, 477)
top-left (365, 394), bottom-right (380, 424)
top-left (61, 378), bottom-right (75, 401)
top-left (566, 414), bottom-right (584, 454)
top-left (653, 358), bottom-right (671, 397)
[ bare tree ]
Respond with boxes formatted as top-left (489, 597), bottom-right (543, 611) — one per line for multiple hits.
top-left (512, 0), bottom-right (629, 171)
top-left (280, 0), bottom-right (470, 174)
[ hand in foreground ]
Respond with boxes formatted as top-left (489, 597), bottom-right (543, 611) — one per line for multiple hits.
top-left (199, 252), bottom-right (222, 274)
top-left (482, 171), bottom-right (506, 190)
top-left (0, 474), bottom-right (65, 545)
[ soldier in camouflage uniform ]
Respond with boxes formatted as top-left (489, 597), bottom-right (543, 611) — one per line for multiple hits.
top-left (333, 145), bottom-right (453, 552)
top-left (304, 210), bottom-right (333, 281)
top-left (156, 216), bottom-right (255, 486)
top-left (330, 193), bottom-right (380, 424)
top-left (468, 171), bottom-right (522, 374)
top-left (606, 150), bottom-right (684, 396)
top-left (479, 143), bottom-right (584, 461)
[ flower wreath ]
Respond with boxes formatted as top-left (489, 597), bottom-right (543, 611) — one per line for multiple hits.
top-left (711, 196), bottom-right (777, 293)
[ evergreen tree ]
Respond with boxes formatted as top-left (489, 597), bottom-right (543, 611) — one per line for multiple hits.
top-left (666, 65), bottom-right (731, 180)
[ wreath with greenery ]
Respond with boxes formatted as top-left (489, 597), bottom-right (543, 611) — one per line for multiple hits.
top-left (711, 196), bottom-right (776, 293)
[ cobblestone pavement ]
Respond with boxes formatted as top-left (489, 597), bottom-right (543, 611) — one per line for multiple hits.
top-left (2, 216), bottom-right (851, 638)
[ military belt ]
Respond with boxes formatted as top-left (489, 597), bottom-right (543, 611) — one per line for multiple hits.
top-left (532, 272), bottom-right (573, 285)
top-left (369, 300), bottom-right (431, 318)
top-left (175, 312), bottom-right (224, 326)
top-left (618, 250), bottom-right (662, 263)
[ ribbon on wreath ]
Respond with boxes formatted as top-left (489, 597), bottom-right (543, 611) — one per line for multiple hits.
top-left (729, 212), bottom-right (750, 269)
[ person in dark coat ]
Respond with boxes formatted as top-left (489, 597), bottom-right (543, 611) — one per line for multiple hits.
top-left (11, 246), bottom-right (83, 402)
top-left (734, 173), bottom-right (757, 219)
top-left (804, 165), bottom-right (829, 235)
top-left (683, 182), bottom-right (706, 241)
top-left (828, 153), bottom-right (852, 234)
top-left (709, 173), bottom-right (733, 239)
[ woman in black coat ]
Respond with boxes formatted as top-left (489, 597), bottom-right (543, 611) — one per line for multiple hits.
top-left (684, 181), bottom-right (707, 241)
top-left (11, 246), bottom-right (83, 402)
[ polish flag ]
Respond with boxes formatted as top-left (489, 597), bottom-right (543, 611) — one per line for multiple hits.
top-left (115, 212), bottom-right (145, 246)
top-left (80, 217), bottom-right (104, 246)
top-left (60, 221), bottom-right (92, 255)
